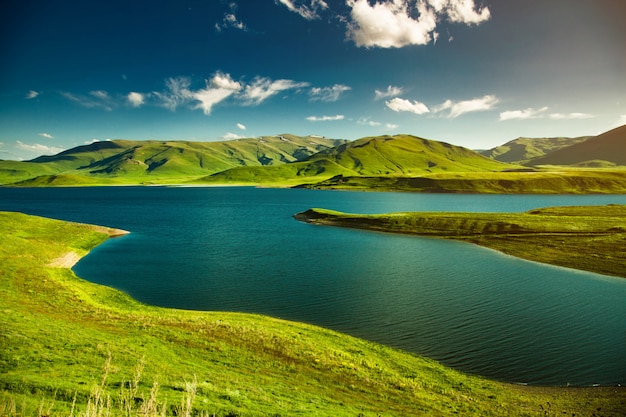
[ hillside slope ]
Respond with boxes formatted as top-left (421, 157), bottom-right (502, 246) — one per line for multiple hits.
top-left (312, 134), bottom-right (513, 174)
top-left (481, 136), bottom-right (590, 164)
top-left (528, 124), bottom-right (626, 167)
top-left (196, 134), bottom-right (514, 185)
top-left (0, 135), bottom-right (346, 185)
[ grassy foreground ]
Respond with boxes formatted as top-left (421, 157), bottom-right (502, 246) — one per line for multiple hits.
top-left (1, 212), bottom-right (625, 416)
top-left (294, 205), bottom-right (626, 279)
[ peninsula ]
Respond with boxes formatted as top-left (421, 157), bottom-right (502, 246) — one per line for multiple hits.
top-left (294, 205), bottom-right (626, 278)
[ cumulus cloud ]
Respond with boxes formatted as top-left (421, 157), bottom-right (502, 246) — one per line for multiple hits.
top-left (499, 106), bottom-right (548, 121)
top-left (386, 97), bottom-right (430, 115)
top-left (434, 94), bottom-right (498, 118)
top-left (309, 84), bottom-right (351, 102)
top-left (193, 72), bottom-right (242, 115)
top-left (428, 0), bottom-right (490, 24)
top-left (127, 92), bottom-right (145, 107)
top-left (38, 133), bottom-right (54, 139)
top-left (276, 0), bottom-right (328, 20)
top-left (237, 123), bottom-right (247, 130)
top-left (375, 85), bottom-right (404, 100)
top-left (548, 112), bottom-right (594, 120)
top-left (241, 77), bottom-right (309, 105)
top-left (16, 141), bottom-right (64, 156)
top-left (306, 114), bottom-right (345, 121)
top-left (346, 0), bottom-right (437, 48)
top-left (26, 90), bottom-right (40, 99)
top-left (343, 0), bottom-right (490, 48)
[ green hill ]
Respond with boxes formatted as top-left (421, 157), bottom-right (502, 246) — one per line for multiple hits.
top-left (528, 124), bottom-right (626, 167)
top-left (0, 135), bottom-right (346, 185)
top-left (311, 134), bottom-right (512, 174)
top-left (2, 211), bottom-right (624, 416)
top-left (195, 135), bottom-right (514, 185)
top-left (480, 136), bottom-right (591, 164)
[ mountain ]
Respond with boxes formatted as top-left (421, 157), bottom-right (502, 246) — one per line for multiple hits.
top-left (527, 124), bottom-right (626, 167)
top-left (197, 134), bottom-right (513, 185)
top-left (0, 135), bottom-right (347, 185)
top-left (480, 136), bottom-right (591, 164)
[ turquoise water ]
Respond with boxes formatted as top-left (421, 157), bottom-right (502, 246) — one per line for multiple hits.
top-left (2, 186), bottom-right (625, 386)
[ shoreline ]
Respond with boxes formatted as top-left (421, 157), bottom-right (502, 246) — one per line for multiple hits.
top-left (294, 206), bottom-right (626, 279)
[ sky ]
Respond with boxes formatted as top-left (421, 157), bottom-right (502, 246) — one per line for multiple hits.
top-left (1, 0), bottom-right (625, 160)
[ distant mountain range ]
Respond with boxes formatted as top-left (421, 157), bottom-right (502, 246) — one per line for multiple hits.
top-left (0, 125), bottom-right (624, 190)
top-left (0, 135), bottom-right (346, 185)
top-left (481, 124), bottom-right (626, 167)
top-left (479, 136), bottom-right (591, 164)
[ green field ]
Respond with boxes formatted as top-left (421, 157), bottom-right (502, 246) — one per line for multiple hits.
top-left (2, 211), bottom-right (625, 416)
top-left (294, 205), bottom-right (626, 278)
top-left (300, 169), bottom-right (626, 194)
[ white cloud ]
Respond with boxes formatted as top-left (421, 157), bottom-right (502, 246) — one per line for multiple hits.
top-left (548, 112), bottom-right (594, 120)
top-left (241, 77), bottom-right (309, 105)
top-left (16, 141), bottom-right (64, 156)
top-left (222, 132), bottom-right (246, 140)
top-left (429, 0), bottom-right (490, 24)
top-left (385, 97), bottom-right (430, 115)
top-left (26, 90), bottom-right (40, 99)
top-left (60, 91), bottom-right (114, 111)
top-left (344, 0), bottom-right (490, 48)
top-left (237, 123), bottom-right (247, 130)
top-left (346, 0), bottom-right (437, 48)
top-left (127, 92), bottom-right (145, 107)
top-left (309, 84), bottom-right (351, 102)
top-left (375, 85), bottom-right (404, 100)
top-left (358, 117), bottom-right (382, 126)
top-left (90, 90), bottom-right (110, 100)
top-left (434, 94), bottom-right (498, 118)
top-left (499, 106), bottom-right (548, 121)
top-left (217, 13), bottom-right (248, 31)
top-left (386, 123), bottom-right (400, 129)
top-left (306, 114), bottom-right (345, 121)
top-left (276, 0), bottom-right (328, 20)
top-left (38, 133), bottom-right (54, 139)
top-left (193, 72), bottom-right (242, 115)
top-left (153, 77), bottom-right (194, 111)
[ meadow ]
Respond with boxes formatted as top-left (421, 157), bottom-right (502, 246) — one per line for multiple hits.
top-left (2, 211), bottom-right (625, 416)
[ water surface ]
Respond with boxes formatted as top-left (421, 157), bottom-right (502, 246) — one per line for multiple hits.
top-left (2, 187), bottom-right (625, 385)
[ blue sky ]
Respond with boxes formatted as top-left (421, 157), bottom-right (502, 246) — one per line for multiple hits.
top-left (1, 0), bottom-right (625, 160)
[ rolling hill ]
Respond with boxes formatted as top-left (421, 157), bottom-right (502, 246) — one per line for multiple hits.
top-left (0, 135), bottom-right (347, 185)
top-left (196, 134), bottom-right (514, 185)
top-left (480, 136), bottom-right (591, 164)
top-left (527, 124), bottom-right (626, 167)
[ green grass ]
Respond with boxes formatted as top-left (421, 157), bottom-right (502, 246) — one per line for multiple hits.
top-left (2, 211), bottom-right (625, 416)
top-left (302, 169), bottom-right (626, 193)
top-left (0, 136), bottom-right (346, 186)
top-left (295, 205), bottom-right (626, 278)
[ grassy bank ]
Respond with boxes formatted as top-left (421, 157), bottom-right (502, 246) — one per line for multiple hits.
top-left (299, 170), bottom-right (626, 194)
top-left (1, 211), bottom-right (624, 416)
top-left (294, 205), bottom-right (626, 278)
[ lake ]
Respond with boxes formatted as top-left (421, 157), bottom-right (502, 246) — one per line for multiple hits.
top-left (2, 186), bottom-right (625, 386)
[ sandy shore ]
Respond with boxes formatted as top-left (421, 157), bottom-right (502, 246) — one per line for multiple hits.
top-left (48, 225), bottom-right (129, 268)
